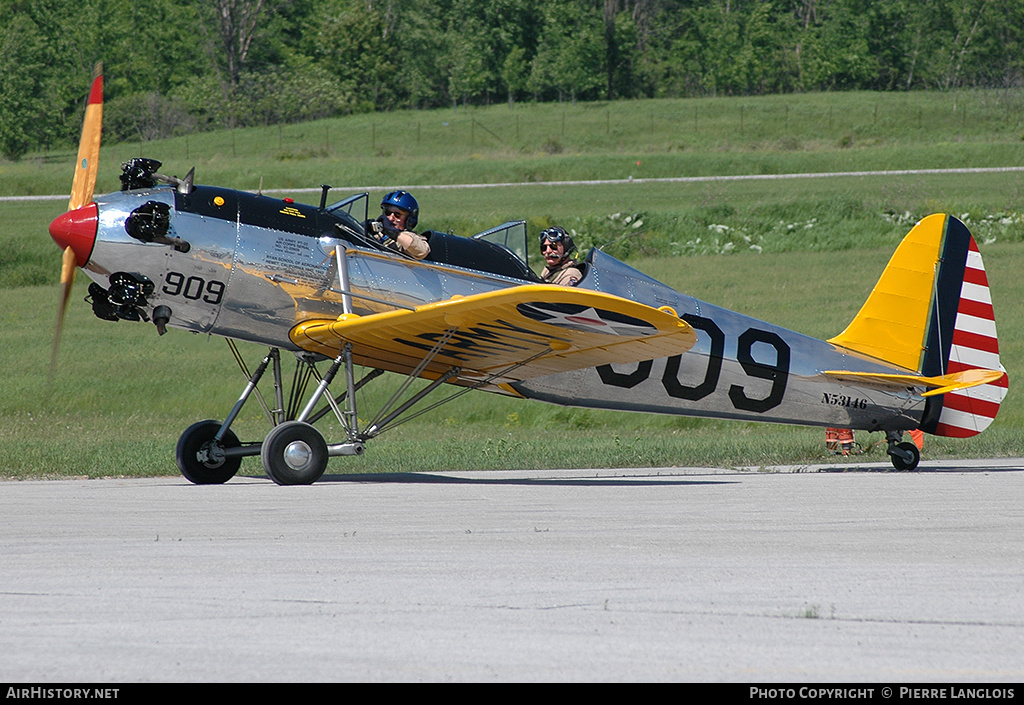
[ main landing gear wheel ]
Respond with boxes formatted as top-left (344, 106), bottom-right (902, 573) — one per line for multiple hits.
top-left (261, 421), bottom-right (329, 485)
top-left (176, 419), bottom-right (241, 484)
top-left (889, 441), bottom-right (921, 471)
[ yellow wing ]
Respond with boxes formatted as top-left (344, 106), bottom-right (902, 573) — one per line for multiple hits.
top-left (291, 284), bottom-right (696, 384)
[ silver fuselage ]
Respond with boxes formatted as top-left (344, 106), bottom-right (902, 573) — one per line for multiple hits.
top-left (83, 185), bottom-right (925, 434)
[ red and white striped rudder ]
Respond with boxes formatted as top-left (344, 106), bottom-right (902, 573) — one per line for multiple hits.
top-left (921, 220), bottom-right (1008, 438)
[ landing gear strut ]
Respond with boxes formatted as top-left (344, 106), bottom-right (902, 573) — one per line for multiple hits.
top-left (885, 431), bottom-right (921, 471)
top-left (176, 335), bottom-right (481, 486)
top-left (176, 344), bottom-right (375, 485)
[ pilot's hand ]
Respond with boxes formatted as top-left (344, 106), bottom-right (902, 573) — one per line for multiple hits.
top-left (378, 216), bottom-right (401, 239)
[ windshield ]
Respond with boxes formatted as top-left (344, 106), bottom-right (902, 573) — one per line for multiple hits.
top-left (326, 192), bottom-right (368, 224)
top-left (472, 220), bottom-right (529, 267)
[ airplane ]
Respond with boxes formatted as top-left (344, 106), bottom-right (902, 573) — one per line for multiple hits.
top-left (47, 67), bottom-right (1008, 484)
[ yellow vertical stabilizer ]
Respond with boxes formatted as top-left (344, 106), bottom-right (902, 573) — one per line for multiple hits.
top-left (827, 214), bottom-right (947, 371)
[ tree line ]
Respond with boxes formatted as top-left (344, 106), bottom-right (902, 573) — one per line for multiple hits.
top-left (2, 0), bottom-right (1022, 159)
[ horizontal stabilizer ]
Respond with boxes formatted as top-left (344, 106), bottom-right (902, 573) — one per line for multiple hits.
top-left (823, 368), bottom-right (1005, 397)
top-left (291, 284), bottom-right (697, 383)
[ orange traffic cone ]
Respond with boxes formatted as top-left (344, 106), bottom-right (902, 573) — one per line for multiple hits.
top-left (908, 428), bottom-right (924, 450)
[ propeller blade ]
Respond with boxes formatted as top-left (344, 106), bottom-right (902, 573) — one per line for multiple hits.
top-left (49, 246), bottom-right (78, 385)
top-left (68, 63), bottom-right (103, 211)
top-left (51, 63), bottom-right (103, 390)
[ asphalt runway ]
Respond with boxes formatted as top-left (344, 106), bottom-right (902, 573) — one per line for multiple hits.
top-left (2, 458), bottom-right (1023, 683)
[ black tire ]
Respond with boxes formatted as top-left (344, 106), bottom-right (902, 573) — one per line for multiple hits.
top-left (889, 441), bottom-right (921, 471)
top-left (176, 420), bottom-right (241, 484)
top-left (261, 421), bottom-right (328, 485)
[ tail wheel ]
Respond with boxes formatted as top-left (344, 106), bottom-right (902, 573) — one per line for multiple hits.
top-left (889, 441), bottom-right (921, 471)
top-left (176, 420), bottom-right (242, 484)
top-left (261, 421), bottom-right (328, 485)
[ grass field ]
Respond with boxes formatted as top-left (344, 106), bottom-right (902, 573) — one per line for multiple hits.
top-left (2, 89), bottom-right (1022, 478)
top-left (6, 88), bottom-right (1024, 195)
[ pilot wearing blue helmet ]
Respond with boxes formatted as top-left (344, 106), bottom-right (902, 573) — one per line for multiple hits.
top-left (368, 190), bottom-right (430, 260)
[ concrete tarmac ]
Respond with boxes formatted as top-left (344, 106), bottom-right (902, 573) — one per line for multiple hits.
top-left (2, 458), bottom-right (1023, 683)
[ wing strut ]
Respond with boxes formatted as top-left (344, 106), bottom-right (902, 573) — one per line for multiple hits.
top-left (362, 341), bottom-right (560, 437)
top-left (330, 245), bottom-right (416, 312)
top-left (335, 245), bottom-right (353, 315)
top-left (365, 326), bottom-right (462, 436)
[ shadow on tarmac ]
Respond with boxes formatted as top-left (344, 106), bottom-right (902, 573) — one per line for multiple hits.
top-left (316, 472), bottom-right (736, 487)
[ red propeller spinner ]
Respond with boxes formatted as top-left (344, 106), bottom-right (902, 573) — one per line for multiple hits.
top-left (49, 203), bottom-right (98, 268)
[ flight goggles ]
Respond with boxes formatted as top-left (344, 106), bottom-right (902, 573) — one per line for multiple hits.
top-left (539, 227), bottom-right (568, 243)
